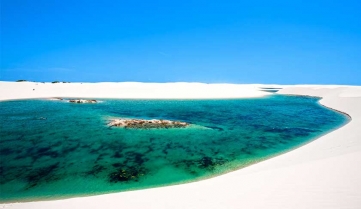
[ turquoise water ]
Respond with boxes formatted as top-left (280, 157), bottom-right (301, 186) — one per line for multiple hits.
top-left (0, 95), bottom-right (348, 202)
top-left (260, 87), bottom-right (282, 93)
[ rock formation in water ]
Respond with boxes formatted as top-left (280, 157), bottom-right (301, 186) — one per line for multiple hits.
top-left (108, 118), bottom-right (189, 129)
top-left (46, 97), bottom-right (63, 101)
top-left (69, 99), bottom-right (97, 103)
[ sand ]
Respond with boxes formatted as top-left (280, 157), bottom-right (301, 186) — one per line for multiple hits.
top-left (0, 81), bottom-right (269, 100)
top-left (0, 82), bottom-right (360, 209)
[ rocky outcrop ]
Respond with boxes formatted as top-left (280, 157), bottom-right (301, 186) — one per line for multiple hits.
top-left (69, 99), bottom-right (97, 103)
top-left (108, 118), bottom-right (189, 129)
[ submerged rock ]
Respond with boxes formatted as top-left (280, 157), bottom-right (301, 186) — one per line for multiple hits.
top-left (69, 99), bottom-right (97, 104)
top-left (108, 118), bottom-right (189, 129)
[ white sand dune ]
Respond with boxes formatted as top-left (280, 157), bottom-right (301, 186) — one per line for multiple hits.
top-left (0, 82), bottom-right (360, 209)
top-left (0, 81), bottom-right (269, 100)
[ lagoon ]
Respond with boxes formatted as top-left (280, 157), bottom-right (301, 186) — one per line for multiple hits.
top-left (0, 95), bottom-right (348, 202)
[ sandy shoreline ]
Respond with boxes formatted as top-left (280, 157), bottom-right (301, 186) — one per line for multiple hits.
top-left (0, 82), bottom-right (360, 209)
top-left (0, 82), bottom-right (271, 101)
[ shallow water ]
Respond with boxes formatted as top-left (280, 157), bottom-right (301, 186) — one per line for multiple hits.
top-left (0, 95), bottom-right (348, 202)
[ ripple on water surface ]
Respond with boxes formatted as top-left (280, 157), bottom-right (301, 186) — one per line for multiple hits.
top-left (0, 95), bottom-right (349, 202)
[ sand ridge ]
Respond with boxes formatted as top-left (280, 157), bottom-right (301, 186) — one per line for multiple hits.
top-left (0, 82), bottom-right (270, 100)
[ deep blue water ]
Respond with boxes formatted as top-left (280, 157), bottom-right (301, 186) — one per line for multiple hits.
top-left (0, 95), bottom-right (348, 202)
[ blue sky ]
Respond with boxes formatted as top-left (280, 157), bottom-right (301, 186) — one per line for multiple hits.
top-left (1, 0), bottom-right (360, 84)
